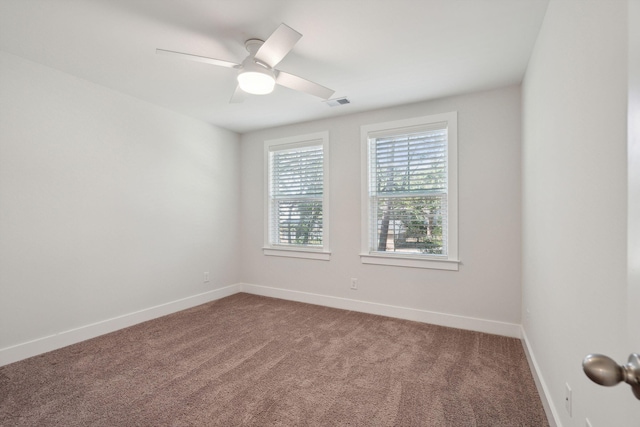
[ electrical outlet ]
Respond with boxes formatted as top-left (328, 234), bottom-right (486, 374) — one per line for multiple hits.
top-left (585, 418), bottom-right (593, 427)
top-left (350, 278), bottom-right (358, 290)
top-left (565, 383), bottom-right (572, 417)
top-left (204, 272), bottom-right (210, 283)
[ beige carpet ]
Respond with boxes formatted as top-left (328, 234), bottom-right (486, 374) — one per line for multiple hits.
top-left (0, 293), bottom-right (548, 426)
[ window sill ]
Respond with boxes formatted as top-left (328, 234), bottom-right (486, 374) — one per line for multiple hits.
top-left (360, 253), bottom-right (459, 271)
top-left (263, 247), bottom-right (331, 261)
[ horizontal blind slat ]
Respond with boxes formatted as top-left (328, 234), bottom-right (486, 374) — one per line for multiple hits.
top-left (369, 127), bottom-right (448, 256)
top-left (270, 143), bottom-right (324, 246)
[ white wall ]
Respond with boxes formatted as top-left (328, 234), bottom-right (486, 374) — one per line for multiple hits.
top-left (522, 1), bottom-right (639, 425)
top-left (0, 51), bottom-right (240, 359)
top-left (239, 85), bottom-right (523, 333)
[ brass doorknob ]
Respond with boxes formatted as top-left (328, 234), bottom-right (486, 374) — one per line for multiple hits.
top-left (583, 353), bottom-right (640, 400)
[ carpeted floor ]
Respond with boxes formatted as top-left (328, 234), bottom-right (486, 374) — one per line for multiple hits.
top-left (0, 293), bottom-right (549, 426)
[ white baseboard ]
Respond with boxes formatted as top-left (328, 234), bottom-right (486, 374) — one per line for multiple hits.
top-left (240, 283), bottom-right (522, 338)
top-left (1, 282), bottom-right (523, 368)
top-left (521, 327), bottom-right (561, 427)
top-left (0, 283), bottom-right (242, 367)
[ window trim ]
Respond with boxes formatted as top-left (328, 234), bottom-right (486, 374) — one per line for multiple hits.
top-left (263, 131), bottom-right (330, 260)
top-left (360, 112), bottom-right (459, 270)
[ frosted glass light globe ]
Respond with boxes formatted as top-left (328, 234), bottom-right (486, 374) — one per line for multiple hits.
top-left (237, 70), bottom-right (275, 95)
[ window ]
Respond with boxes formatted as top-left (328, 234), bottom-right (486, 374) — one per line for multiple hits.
top-left (264, 132), bottom-right (330, 260)
top-left (360, 112), bottom-right (458, 270)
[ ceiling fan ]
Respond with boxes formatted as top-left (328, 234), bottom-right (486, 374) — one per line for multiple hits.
top-left (156, 23), bottom-right (335, 103)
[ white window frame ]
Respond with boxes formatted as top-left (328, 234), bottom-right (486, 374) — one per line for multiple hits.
top-left (263, 131), bottom-right (330, 261)
top-left (360, 112), bottom-right (459, 270)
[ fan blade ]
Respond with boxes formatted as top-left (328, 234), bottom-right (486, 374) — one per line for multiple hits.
top-left (276, 71), bottom-right (335, 100)
top-left (254, 24), bottom-right (302, 68)
top-left (156, 48), bottom-right (240, 69)
top-left (229, 85), bottom-right (246, 103)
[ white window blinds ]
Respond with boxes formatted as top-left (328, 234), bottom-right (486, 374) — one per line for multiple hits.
top-left (368, 126), bottom-right (448, 256)
top-left (269, 143), bottom-right (324, 247)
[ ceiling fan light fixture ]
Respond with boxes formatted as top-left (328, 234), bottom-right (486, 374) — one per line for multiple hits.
top-left (237, 68), bottom-right (275, 95)
top-left (158, 24), bottom-right (334, 102)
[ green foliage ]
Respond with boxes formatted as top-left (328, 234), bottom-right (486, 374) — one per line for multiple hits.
top-left (373, 134), bottom-right (447, 255)
top-left (278, 200), bottom-right (323, 246)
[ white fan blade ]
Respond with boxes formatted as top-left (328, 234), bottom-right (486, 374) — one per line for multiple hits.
top-left (254, 24), bottom-right (302, 68)
top-left (276, 71), bottom-right (335, 100)
top-left (229, 85), bottom-right (246, 103)
top-left (156, 48), bottom-right (240, 69)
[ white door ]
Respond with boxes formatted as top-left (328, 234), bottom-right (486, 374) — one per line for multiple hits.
top-left (628, 0), bottom-right (640, 357)
top-left (583, 1), bottom-right (640, 404)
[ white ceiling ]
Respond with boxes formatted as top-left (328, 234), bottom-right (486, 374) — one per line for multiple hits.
top-left (0, 0), bottom-right (549, 133)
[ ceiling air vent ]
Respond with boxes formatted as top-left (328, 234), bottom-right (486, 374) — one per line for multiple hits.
top-left (324, 97), bottom-right (351, 107)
